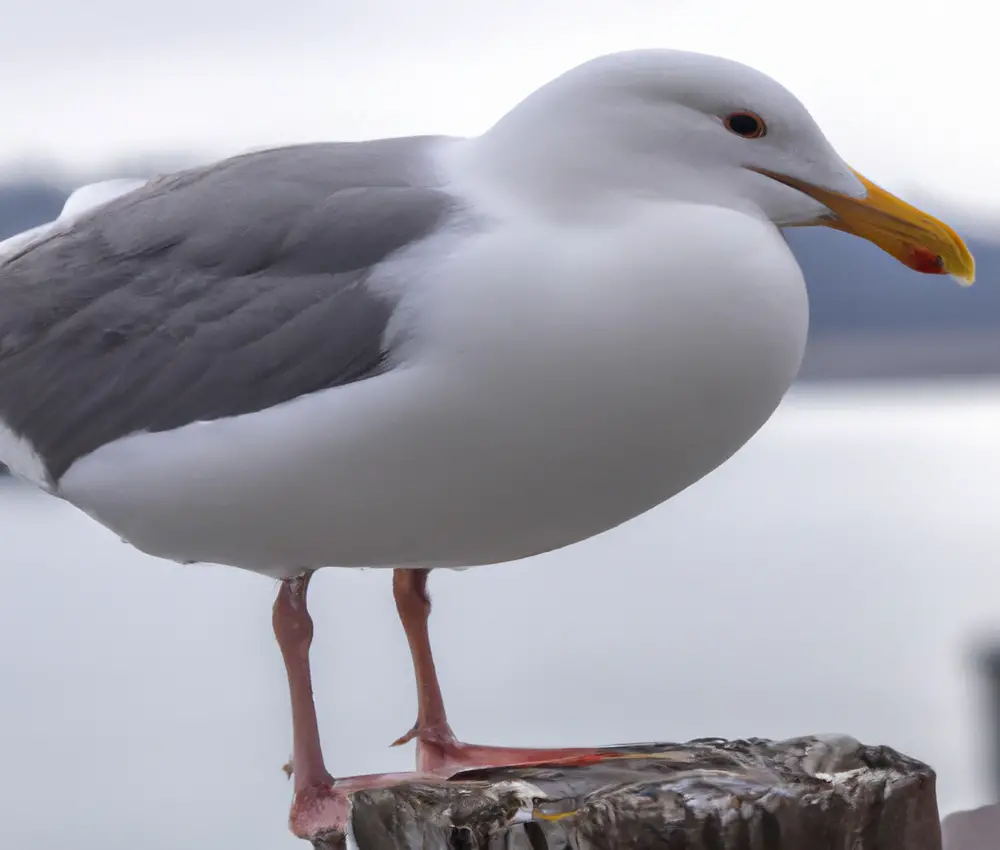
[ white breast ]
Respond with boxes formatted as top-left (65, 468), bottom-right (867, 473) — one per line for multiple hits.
top-left (59, 202), bottom-right (808, 577)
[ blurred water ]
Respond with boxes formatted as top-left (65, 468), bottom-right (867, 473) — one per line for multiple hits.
top-left (1, 381), bottom-right (998, 849)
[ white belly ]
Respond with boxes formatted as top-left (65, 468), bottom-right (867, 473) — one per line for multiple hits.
top-left (59, 205), bottom-right (808, 578)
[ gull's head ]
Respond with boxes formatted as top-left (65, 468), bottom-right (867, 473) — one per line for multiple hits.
top-left (482, 49), bottom-right (974, 284)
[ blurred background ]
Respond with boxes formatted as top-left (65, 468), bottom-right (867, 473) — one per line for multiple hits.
top-left (0, 1), bottom-right (998, 848)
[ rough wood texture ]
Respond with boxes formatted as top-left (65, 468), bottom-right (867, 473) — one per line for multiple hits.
top-left (306, 734), bottom-right (941, 849)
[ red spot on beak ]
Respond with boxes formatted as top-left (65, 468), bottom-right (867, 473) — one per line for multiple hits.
top-left (908, 246), bottom-right (946, 275)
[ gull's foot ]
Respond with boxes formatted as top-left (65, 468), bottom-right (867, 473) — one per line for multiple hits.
top-left (423, 740), bottom-right (606, 776)
top-left (288, 782), bottom-right (350, 841)
top-left (288, 773), bottom-right (428, 841)
top-left (393, 722), bottom-right (603, 776)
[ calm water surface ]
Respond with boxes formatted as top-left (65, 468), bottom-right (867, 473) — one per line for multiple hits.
top-left (1, 381), bottom-right (998, 849)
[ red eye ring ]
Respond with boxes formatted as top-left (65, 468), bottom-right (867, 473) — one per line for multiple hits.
top-left (724, 111), bottom-right (766, 139)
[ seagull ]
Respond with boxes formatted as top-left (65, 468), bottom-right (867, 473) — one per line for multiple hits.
top-left (0, 48), bottom-right (974, 839)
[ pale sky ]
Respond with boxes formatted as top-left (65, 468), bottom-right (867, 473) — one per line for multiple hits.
top-left (1, 0), bottom-right (997, 218)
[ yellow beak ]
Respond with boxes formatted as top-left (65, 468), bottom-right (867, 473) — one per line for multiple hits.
top-left (760, 168), bottom-right (976, 285)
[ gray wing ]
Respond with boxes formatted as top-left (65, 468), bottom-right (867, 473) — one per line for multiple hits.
top-left (0, 137), bottom-right (458, 483)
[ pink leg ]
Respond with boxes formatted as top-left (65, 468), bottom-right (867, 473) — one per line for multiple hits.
top-left (391, 569), bottom-right (601, 775)
top-left (272, 574), bottom-right (350, 838)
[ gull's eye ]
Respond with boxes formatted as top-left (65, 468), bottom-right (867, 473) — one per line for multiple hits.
top-left (724, 111), bottom-right (766, 139)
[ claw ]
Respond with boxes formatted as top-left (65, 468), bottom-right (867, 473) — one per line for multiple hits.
top-left (390, 724), bottom-right (418, 747)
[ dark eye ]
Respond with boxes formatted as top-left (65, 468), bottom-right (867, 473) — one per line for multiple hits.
top-left (724, 111), bottom-right (766, 139)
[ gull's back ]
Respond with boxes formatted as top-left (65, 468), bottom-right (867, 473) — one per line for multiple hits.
top-left (0, 136), bottom-right (459, 487)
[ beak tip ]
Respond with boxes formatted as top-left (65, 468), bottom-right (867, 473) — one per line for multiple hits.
top-left (946, 250), bottom-right (976, 287)
top-left (906, 239), bottom-right (975, 287)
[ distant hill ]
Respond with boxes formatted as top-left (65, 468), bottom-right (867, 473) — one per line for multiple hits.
top-left (0, 180), bottom-right (70, 239)
top-left (0, 174), bottom-right (996, 382)
top-left (788, 228), bottom-right (999, 379)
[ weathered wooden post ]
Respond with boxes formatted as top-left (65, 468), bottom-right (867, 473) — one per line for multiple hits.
top-left (301, 735), bottom-right (941, 849)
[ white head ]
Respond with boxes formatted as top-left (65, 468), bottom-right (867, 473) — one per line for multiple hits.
top-left (475, 49), bottom-right (973, 282)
